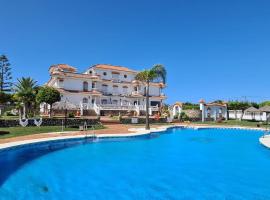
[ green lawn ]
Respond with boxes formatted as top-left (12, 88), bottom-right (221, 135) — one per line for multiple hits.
top-left (0, 124), bottom-right (104, 139)
top-left (192, 120), bottom-right (270, 128)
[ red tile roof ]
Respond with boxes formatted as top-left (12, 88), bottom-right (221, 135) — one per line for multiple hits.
top-left (89, 64), bottom-right (137, 73)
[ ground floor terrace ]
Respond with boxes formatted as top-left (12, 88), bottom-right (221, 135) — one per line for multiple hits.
top-left (41, 100), bottom-right (162, 117)
top-left (40, 91), bottom-right (165, 117)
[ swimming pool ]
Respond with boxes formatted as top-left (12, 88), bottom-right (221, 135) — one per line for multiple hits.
top-left (0, 127), bottom-right (270, 199)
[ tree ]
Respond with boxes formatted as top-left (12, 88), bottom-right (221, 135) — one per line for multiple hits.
top-left (36, 86), bottom-right (61, 117)
top-left (183, 102), bottom-right (200, 110)
top-left (14, 77), bottom-right (38, 118)
top-left (0, 92), bottom-right (12, 104)
top-left (135, 64), bottom-right (166, 130)
top-left (259, 101), bottom-right (270, 107)
top-left (0, 55), bottom-right (12, 92)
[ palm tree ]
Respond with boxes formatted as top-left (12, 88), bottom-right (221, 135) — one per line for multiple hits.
top-left (135, 64), bottom-right (166, 130)
top-left (14, 77), bottom-right (38, 118)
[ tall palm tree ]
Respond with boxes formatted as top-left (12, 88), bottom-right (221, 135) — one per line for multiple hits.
top-left (135, 64), bottom-right (166, 130)
top-left (14, 77), bottom-right (38, 118)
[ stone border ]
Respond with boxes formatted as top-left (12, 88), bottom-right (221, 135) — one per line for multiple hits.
top-left (0, 124), bottom-right (266, 150)
top-left (259, 134), bottom-right (270, 149)
top-left (0, 126), bottom-right (172, 150)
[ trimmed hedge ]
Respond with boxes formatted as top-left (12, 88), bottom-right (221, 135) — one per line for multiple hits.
top-left (0, 131), bottom-right (9, 135)
top-left (0, 118), bottom-right (99, 127)
top-left (120, 117), bottom-right (167, 124)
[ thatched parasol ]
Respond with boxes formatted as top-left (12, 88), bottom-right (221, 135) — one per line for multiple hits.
top-left (52, 101), bottom-right (79, 110)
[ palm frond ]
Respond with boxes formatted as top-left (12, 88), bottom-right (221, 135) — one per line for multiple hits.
top-left (151, 64), bottom-right (167, 84)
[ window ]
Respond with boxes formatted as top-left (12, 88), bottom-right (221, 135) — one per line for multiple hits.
top-left (102, 84), bottom-right (108, 92)
top-left (113, 85), bottom-right (118, 93)
top-left (89, 71), bottom-right (92, 74)
top-left (59, 79), bottom-right (64, 88)
top-left (103, 72), bottom-right (107, 76)
top-left (101, 99), bottom-right (108, 104)
top-left (83, 81), bottom-right (88, 91)
top-left (124, 74), bottom-right (127, 78)
top-left (112, 72), bottom-right (120, 81)
top-left (123, 86), bottom-right (128, 94)
top-left (83, 98), bottom-right (88, 103)
top-left (123, 100), bottom-right (129, 105)
top-left (150, 101), bottom-right (160, 107)
top-left (134, 101), bottom-right (140, 105)
top-left (112, 100), bottom-right (118, 105)
top-left (92, 82), bottom-right (96, 89)
top-left (144, 87), bottom-right (146, 95)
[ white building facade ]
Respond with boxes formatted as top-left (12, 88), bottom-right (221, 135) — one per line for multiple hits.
top-left (41, 64), bottom-right (166, 116)
top-left (199, 100), bottom-right (228, 122)
top-left (229, 106), bottom-right (270, 122)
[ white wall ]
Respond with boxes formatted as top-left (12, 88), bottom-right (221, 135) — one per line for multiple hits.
top-left (229, 110), bottom-right (269, 121)
top-left (63, 78), bottom-right (92, 91)
top-left (93, 69), bottom-right (135, 82)
top-left (149, 85), bottom-right (160, 96)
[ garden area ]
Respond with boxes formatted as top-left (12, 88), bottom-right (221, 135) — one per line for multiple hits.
top-left (0, 126), bottom-right (78, 139)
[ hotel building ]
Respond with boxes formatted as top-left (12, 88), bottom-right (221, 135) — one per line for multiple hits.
top-left (41, 64), bottom-right (166, 116)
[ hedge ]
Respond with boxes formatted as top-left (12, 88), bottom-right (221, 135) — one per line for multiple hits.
top-left (0, 118), bottom-right (99, 127)
top-left (120, 117), bottom-right (167, 124)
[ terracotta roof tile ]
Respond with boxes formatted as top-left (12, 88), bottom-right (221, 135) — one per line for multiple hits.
top-left (49, 64), bottom-right (77, 73)
top-left (90, 64), bottom-right (137, 73)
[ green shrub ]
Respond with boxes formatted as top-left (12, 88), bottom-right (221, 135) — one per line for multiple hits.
top-left (68, 113), bottom-right (75, 118)
top-left (4, 111), bottom-right (15, 116)
top-left (180, 112), bottom-right (189, 121)
top-left (174, 115), bottom-right (179, 119)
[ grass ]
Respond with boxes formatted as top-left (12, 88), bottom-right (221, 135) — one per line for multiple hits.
top-left (192, 120), bottom-right (270, 128)
top-left (0, 124), bottom-right (105, 139)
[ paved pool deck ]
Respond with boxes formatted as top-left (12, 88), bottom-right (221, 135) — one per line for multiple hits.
top-left (259, 133), bottom-right (270, 148)
top-left (0, 123), bottom-right (267, 150)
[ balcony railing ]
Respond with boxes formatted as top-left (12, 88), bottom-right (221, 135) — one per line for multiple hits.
top-left (80, 103), bottom-right (159, 112)
top-left (131, 91), bottom-right (143, 96)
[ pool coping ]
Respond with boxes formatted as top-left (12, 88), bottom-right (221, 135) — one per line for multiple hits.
top-left (0, 124), bottom-right (267, 150)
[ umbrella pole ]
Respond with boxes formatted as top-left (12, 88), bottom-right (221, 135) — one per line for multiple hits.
top-left (64, 108), bottom-right (67, 128)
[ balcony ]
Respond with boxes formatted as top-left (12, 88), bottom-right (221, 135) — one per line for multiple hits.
top-left (99, 104), bottom-right (137, 111)
top-left (112, 78), bottom-right (121, 83)
top-left (131, 91), bottom-right (143, 97)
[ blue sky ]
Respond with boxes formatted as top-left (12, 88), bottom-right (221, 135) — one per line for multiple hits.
top-left (1, 0), bottom-right (270, 104)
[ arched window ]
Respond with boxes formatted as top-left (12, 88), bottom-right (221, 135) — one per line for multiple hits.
top-left (83, 81), bottom-right (88, 91)
top-left (83, 98), bottom-right (88, 103)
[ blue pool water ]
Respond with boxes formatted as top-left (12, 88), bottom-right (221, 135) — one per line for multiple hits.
top-left (0, 128), bottom-right (270, 200)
